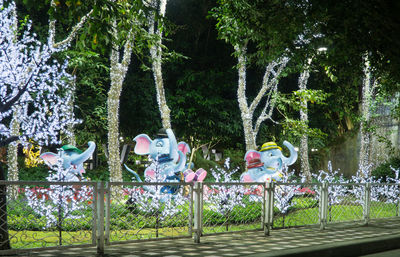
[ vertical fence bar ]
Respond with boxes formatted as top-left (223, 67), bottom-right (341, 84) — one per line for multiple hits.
top-left (193, 182), bottom-right (202, 243)
top-left (92, 183), bottom-right (98, 245)
top-left (319, 182), bottom-right (328, 230)
top-left (200, 183), bottom-right (204, 234)
top-left (363, 183), bottom-right (371, 225)
top-left (105, 182), bottom-right (111, 244)
top-left (397, 184), bottom-right (400, 217)
top-left (189, 184), bottom-right (193, 236)
top-left (261, 183), bottom-right (265, 230)
top-left (96, 182), bottom-right (105, 255)
top-left (264, 182), bottom-right (274, 236)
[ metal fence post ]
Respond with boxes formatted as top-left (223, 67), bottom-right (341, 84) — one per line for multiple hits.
top-left (105, 182), bottom-right (110, 245)
top-left (261, 183), bottom-right (265, 230)
top-left (319, 182), bottom-right (328, 230)
top-left (264, 182), bottom-right (274, 236)
top-left (193, 182), bottom-right (203, 243)
top-left (92, 183), bottom-right (98, 246)
top-left (189, 184), bottom-right (193, 236)
top-left (397, 184), bottom-right (400, 217)
top-left (363, 183), bottom-right (371, 225)
top-left (96, 182), bottom-right (105, 255)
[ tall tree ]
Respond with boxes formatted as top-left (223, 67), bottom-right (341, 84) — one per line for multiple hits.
top-left (310, 0), bottom-right (400, 171)
top-left (211, 1), bottom-right (307, 151)
top-left (0, 0), bottom-right (86, 248)
top-left (358, 53), bottom-right (377, 171)
top-left (147, 0), bottom-right (171, 129)
top-left (236, 44), bottom-right (289, 150)
top-left (104, 0), bottom-right (150, 183)
top-left (297, 57), bottom-right (312, 182)
top-left (6, 0), bottom-right (92, 191)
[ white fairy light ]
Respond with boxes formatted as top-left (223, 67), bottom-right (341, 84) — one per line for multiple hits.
top-left (0, 0), bottom-right (79, 146)
top-left (25, 150), bottom-right (91, 228)
top-left (208, 162), bottom-right (246, 215)
top-left (127, 158), bottom-right (185, 220)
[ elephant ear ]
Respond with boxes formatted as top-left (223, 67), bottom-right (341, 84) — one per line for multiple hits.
top-left (178, 142), bottom-right (191, 155)
top-left (244, 150), bottom-right (261, 164)
top-left (133, 134), bottom-right (152, 155)
top-left (40, 152), bottom-right (59, 167)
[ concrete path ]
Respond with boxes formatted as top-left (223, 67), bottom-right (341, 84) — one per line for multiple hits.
top-left (13, 218), bottom-right (400, 257)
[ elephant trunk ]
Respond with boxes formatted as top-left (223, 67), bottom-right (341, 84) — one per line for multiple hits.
top-left (281, 140), bottom-right (298, 166)
top-left (166, 129), bottom-right (179, 162)
top-left (124, 164), bottom-right (143, 182)
top-left (70, 141), bottom-right (96, 166)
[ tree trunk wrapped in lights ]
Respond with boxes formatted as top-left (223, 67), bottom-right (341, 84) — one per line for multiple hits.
top-left (0, 0), bottom-right (91, 249)
top-left (359, 53), bottom-right (377, 173)
top-left (147, 0), bottom-right (171, 129)
top-left (7, 108), bottom-right (20, 200)
top-left (298, 58), bottom-right (312, 182)
top-left (107, 25), bottom-right (134, 183)
top-left (235, 44), bottom-right (289, 151)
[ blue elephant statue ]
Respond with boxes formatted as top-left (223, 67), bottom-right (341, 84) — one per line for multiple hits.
top-left (40, 141), bottom-right (96, 181)
top-left (126, 128), bottom-right (192, 194)
top-left (240, 141), bottom-right (297, 183)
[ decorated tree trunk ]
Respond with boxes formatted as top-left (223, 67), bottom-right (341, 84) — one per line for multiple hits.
top-left (148, 0), bottom-right (171, 129)
top-left (236, 45), bottom-right (256, 151)
top-left (0, 0), bottom-right (91, 248)
top-left (298, 59), bottom-right (312, 182)
top-left (107, 28), bottom-right (133, 183)
top-left (66, 78), bottom-right (77, 146)
top-left (7, 109), bottom-right (20, 200)
top-left (359, 53), bottom-right (375, 173)
top-left (235, 44), bottom-right (288, 151)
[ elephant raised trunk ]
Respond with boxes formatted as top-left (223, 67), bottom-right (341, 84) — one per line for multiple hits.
top-left (70, 141), bottom-right (96, 166)
top-left (166, 128), bottom-right (179, 162)
top-left (281, 140), bottom-right (298, 166)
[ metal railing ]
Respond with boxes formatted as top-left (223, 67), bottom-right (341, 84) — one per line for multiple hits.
top-left (105, 182), bottom-right (194, 245)
top-left (0, 180), bottom-right (399, 255)
top-left (0, 180), bottom-right (98, 256)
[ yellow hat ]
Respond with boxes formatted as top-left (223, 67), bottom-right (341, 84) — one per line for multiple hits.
top-left (259, 142), bottom-right (282, 152)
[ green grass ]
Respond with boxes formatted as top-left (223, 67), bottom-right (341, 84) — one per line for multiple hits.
top-left (9, 230), bottom-right (93, 249)
top-left (6, 198), bottom-right (400, 249)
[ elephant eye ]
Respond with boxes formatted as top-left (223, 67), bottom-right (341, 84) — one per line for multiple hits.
top-left (156, 140), bottom-right (164, 147)
top-left (268, 153), bottom-right (273, 157)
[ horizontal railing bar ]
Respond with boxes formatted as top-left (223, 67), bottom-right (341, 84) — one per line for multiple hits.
top-left (108, 181), bottom-right (193, 186)
top-left (370, 183), bottom-right (400, 186)
top-left (202, 182), bottom-right (264, 186)
top-left (275, 182), bottom-right (321, 186)
top-left (201, 228), bottom-right (263, 236)
top-left (0, 181), bottom-right (97, 186)
top-left (0, 181), bottom-right (398, 187)
top-left (328, 183), bottom-right (367, 186)
top-left (106, 235), bottom-right (192, 245)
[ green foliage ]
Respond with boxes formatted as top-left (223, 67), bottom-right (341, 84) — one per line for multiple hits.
top-left (85, 165), bottom-right (109, 182)
top-left (276, 89), bottom-right (329, 141)
top-left (66, 49), bottom-right (109, 145)
top-left (13, 157), bottom-right (49, 181)
top-left (372, 157), bottom-right (400, 182)
top-left (170, 69), bottom-right (242, 145)
top-left (210, 0), bottom-right (308, 64)
top-left (222, 147), bottom-right (245, 173)
top-left (18, 165), bottom-right (49, 181)
top-left (192, 152), bottom-right (219, 178)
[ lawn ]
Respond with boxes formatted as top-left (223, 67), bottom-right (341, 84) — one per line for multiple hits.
top-left (6, 197), bottom-right (399, 249)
